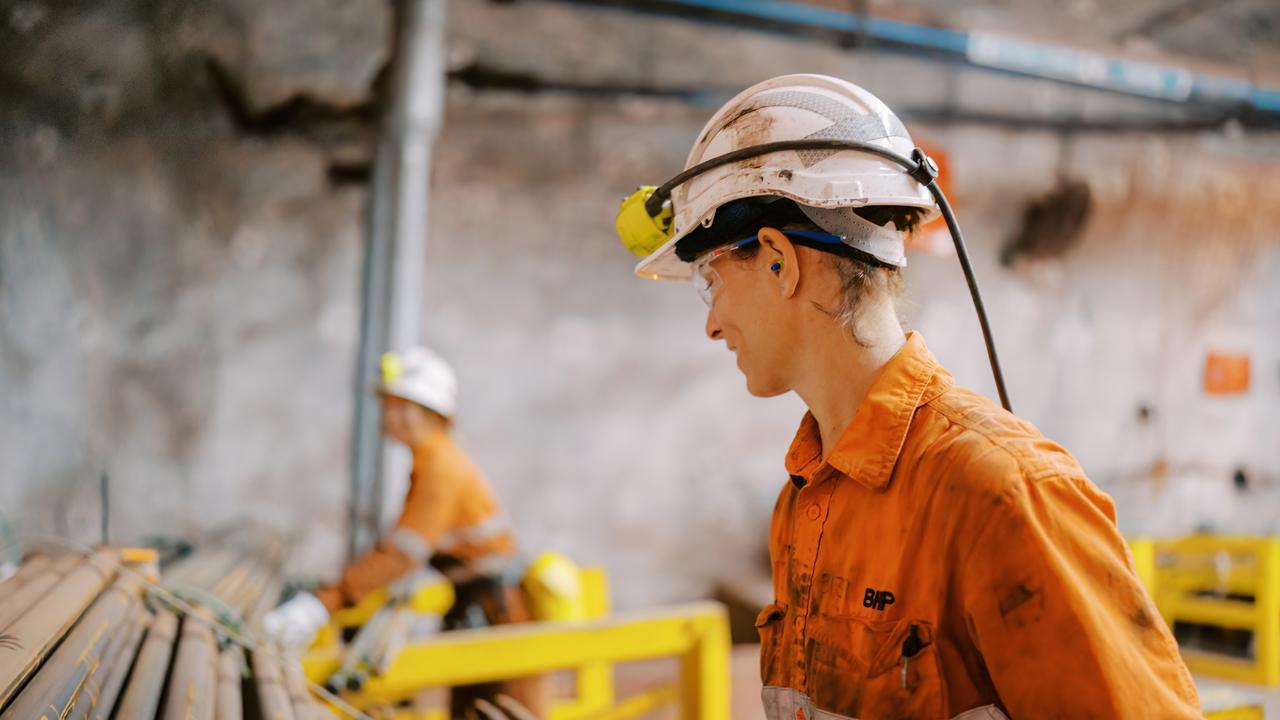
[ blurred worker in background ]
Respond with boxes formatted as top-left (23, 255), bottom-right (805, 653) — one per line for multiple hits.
top-left (621, 74), bottom-right (1199, 718)
top-left (265, 346), bottom-right (544, 717)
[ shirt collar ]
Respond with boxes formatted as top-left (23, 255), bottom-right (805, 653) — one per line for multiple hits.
top-left (411, 428), bottom-right (453, 459)
top-left (784, 332), bottom-right (953, 491)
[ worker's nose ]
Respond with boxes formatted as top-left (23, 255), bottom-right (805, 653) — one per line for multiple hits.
top-left (705, 308), bottom-right (723, 341)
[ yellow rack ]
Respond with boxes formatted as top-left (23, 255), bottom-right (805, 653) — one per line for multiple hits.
top-left (1131, 535), bottom-right (1280, 686)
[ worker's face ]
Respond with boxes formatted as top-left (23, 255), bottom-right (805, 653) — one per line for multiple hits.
top-left (381, 395), bottom-right (431, 445)
top-left (703, 229), bottom-right (800, 397)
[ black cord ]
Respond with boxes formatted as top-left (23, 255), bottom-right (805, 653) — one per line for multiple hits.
top-left (648, 139), bottom-right (916, 216)
top-left (927, 182), bottom-right (1012, 412)
top-left (648, 138), bottom-right (1013, 412)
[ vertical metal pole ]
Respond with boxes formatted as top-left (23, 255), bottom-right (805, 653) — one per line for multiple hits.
top-left (388, 0), bottom-right (445, 351)
top-left (350, 0), bottom-right (447, 562)
top-left (349, 148), bottom-right (391, 562)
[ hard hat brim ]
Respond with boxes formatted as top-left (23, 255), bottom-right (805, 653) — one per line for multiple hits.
top-left (635, 181), bottom-right (937, 281)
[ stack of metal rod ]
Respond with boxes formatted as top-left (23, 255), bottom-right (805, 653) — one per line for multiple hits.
top-left (162, 525), bottom-right (291, 633)
top-left (0, 534), bottom-right (337, 720)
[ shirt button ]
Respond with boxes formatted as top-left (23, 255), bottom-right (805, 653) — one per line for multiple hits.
top-left (805, 504), bottom-right (822, 520)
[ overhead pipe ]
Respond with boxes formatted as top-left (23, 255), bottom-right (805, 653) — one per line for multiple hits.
top-left (351, 0), bottom-right (449, 562)
top-left (545, 0), bottom-right (1280, 121)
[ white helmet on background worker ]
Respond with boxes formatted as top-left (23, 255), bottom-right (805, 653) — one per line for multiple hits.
top-left (631, 73), bottom-right (940, 281)
top-left (379, 346), bottom-right (458, 418)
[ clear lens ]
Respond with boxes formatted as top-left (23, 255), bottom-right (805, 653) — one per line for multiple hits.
top-left (690, 250), bottom-right (727, 306)
top-left (692, 263), bottom-right (718, 306)
top-left (689, 237), bottom-right (758, 307)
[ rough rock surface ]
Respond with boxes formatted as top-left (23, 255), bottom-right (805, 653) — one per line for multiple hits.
top-left (0, 0), bottom-right (387, 574)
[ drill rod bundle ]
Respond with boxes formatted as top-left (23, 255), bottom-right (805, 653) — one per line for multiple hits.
top-left (0, 534), bottom-right (336, 719)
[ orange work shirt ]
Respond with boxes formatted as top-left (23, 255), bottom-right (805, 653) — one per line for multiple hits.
top-left (758, 333), bottom-right (1198, 719)
top-left (319, 430), bottom-right (516, 613)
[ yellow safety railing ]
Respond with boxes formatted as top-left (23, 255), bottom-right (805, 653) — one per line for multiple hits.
top-left (1131, 535), bottom-right (1280, 686)
top-left (305, 601), bottom-right (730, 719)
top-left (1204, 707), bottom-right (1265, 720)
top-left (304, 568), bottom-right (730, 719)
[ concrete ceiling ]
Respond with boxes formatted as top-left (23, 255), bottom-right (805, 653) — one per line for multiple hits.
top-left (796, 0), bottom-right (1279, 77)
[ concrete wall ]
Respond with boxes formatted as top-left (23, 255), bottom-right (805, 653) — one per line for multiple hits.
top-left (2, 0), bottom-right (1277, 608)
top-left (427, 1), bottom-right (1280, 608)
top-left (0, 0), bottom-right (391, 571)
top-left (906, 131), bottom-right (1280, 538)
top-left (425, 89), bottom-right (1280, 608)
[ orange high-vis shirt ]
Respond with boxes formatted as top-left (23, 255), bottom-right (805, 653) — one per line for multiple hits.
top-left (319, 430), bottom-right (516, 613)
top-left (758, 333), bottom-right (1198, 719)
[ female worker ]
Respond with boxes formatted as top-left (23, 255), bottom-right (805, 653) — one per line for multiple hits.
top-left (265, 346), bottom-right (542, 717)
top-left (621, 74), bottom-right (1198, 718)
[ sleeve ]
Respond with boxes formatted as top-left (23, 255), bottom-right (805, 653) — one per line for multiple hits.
top-left (959, 473), bottom-right (1200, 718)
top-left (324, 451), bottom-right (461, 610)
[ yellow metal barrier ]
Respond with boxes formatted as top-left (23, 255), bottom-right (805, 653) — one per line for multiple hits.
top-left (305, 601), bottom-right (731, 719)
top-left (1131, 535), bottom-right (1280, 686)
top-left (558, 568), bottom-right (615, 718)
top-left (305, 567), bottom-right (730, 719)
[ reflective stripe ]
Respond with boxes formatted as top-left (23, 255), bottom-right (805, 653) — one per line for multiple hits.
top-left (387, 567), bottom-right (446, 600)
top-left (387, 527), bottom-right (432, 562)
top-left (761, 687), bottom-right (855, 720)
top-left (760, 687), bottom-right (1009, 720)
top-left (742, 89), bottom-right (910, 168)
top-left (435, 512), bottom-right (512, 553)
top-left (953, 706), bottom-right (1009, 720)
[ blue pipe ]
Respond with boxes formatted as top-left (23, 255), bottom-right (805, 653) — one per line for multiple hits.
top-left (550, 0), bottom-right (1280, 116)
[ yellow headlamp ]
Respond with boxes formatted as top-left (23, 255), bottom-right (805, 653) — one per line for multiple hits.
top-left (615, 185), bottom-right (674, 257)
top-left (380, 351), bottom-right (404, 384)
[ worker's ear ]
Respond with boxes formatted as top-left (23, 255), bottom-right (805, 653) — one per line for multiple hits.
top-left (758, 227), bottom-right (800, 299)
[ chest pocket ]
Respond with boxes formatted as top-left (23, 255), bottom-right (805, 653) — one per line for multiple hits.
top-left (806, 614), bottom-right (944, 719)
top-left (755, 602), bottom-right (788, 686)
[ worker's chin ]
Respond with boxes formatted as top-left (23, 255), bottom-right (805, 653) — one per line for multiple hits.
top-left (742, 368), bottom-right (787, 398)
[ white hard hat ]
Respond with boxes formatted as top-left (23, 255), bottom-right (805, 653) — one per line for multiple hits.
top-left (379, 346), bottom-right (458, 418)
top-left (635, 74), bottom-right (939, 281)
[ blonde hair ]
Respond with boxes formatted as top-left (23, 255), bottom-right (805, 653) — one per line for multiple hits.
top-left (730, 204), bottom-right (918, 346)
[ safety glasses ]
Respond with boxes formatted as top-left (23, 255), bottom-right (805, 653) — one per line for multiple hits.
top-left (690, 237), bottom-right (757, 306)
top-left (690, 229), bottom-right (844, 306)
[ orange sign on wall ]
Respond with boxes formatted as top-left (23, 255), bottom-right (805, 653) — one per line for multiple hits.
top-left (1204, 353), bottom-right (1250, 395)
